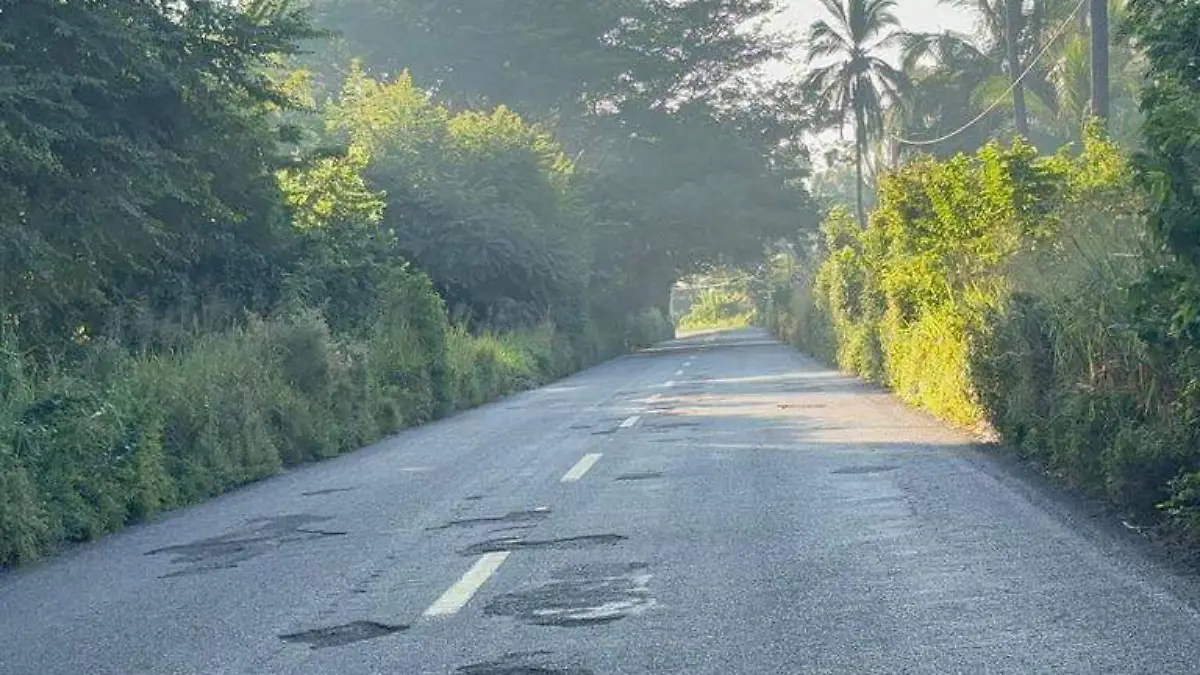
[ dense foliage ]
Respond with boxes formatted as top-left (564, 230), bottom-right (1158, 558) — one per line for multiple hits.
top-left (675, 273), bottom-right (758, 331)
top-left (294, 67), bottom-right (592, 330)
top-left (5, 0), bottom-right (765, 566)
top-left (307, 0), bottom-right (820, 317)
top-left (1124, 0), bottom-right (1200, 543)
top-left (764, 120), bottom-right (1200, 545)
top-left (0, 0), bottom-right (311, 356)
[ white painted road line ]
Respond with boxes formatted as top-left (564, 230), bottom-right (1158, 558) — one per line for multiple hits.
top-left (664, 380), bottom-right (676, 388)
top-left (561, 453), bottom-right (603, 483)
top-left (423, 551), bottom-right (510, 617)
top-left (683, 361), bottom-right (692, 367)
top-left (620, 415), bottom-right (641, 428)
top-left (675, 369), bottom-right (684, 376)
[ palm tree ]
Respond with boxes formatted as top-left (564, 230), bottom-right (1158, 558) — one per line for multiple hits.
top-left (942, 0), bottom-right (1078, 139)
top-left (1004, 0), bottom-right (1030, 135)
top-left (889, 30), bottom-right (1002, 160)
top-left (804, 0), bottom-right (907, 227)
top-left (1090, 0), bottom-right (1109, 121)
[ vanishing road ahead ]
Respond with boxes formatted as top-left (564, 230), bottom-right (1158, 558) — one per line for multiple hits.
top-left (3, 329), bottom-right (1200, 674)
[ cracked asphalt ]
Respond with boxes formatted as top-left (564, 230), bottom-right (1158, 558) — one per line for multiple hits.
top-left (2, 328), bottom-right (1199, 674)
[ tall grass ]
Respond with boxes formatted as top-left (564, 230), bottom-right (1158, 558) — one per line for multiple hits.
top-left (676, 287), bottom-right (754, 331)
top-left (623, 308), bottom-right (675, 348)
top-left (446, 322), bottom-right (576, 409)
top-left (0, 302), bottom-right (629, 567)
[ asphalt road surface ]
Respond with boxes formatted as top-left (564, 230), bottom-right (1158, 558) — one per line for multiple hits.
top-left (3, 329), bottom-right (1200, 674)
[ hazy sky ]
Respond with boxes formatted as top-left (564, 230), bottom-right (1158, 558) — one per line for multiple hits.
top-left (775, 0), bottom-right (977, 41)
top-left (768, 0), bottom-right (978, 78)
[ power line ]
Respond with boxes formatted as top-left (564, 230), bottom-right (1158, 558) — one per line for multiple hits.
top-left (890, 0), bottom-right (1089, 147)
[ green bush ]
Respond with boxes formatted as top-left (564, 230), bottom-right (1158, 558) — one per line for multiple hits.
top-left (772, 274), bottom-right (836, 364)
top-left (624, 308), bottom-right (674, 349)
top-left (1122, 0), bottom-right (1200, 542)
top-left (0, 265), bottom-right (427, 566)
top-left (677, 287), bottom-right (755, 331)
top-left (761, 130), bottom-right (1200, 543)
top-left (446, 322), bottom-right (572, 410)
top-left (304, 67), bottom-right (592, 330)
top-left (0, 271), bottom-right (626, 567)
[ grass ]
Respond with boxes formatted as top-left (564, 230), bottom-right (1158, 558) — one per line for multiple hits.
top-left (675, 286), bottom-right (755, 332)
top-left (0, 304), bottom-right (614, 567)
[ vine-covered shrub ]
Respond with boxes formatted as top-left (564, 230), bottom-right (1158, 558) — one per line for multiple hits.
top-left (1126, 0), bottom-right (1200, 543)
top-left (765, 130), bottom-right (1200, 541)
top-left (795, 140), bottom-right (1072, 425)
top-left (677, 287), bottom-right (755, 331)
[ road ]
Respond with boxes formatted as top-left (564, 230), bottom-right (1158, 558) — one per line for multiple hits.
top-left (2, 328), bottom-right (1199, 674)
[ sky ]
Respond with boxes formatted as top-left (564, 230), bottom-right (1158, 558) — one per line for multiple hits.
top-left (777, 0), bottom-right (976, 34)
top-left (767, 0), bottom-right (978, 79)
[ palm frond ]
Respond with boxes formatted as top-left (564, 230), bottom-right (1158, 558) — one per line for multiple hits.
top-left (868, 57), bottom-right (909, 98)
top-left (940, 0), bottom-right (1005, 47)
top-left (853, 0), bottom-right (900, 44)
top-left (816, 0), bottom-right (851, 31)
top-left (1048, 33), bottom-right (1090, 134)
top-left (900, 30), bottom-right (988, 71)
top-left (803, 62), bottom-right (855, 121)
top-left (854, 78), bottom-right (887, 137)
top-left (806, 20), bottom-right (852, 62)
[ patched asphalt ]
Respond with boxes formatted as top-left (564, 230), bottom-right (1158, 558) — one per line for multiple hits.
top-left (2, 328), bottom-right (1199, 674)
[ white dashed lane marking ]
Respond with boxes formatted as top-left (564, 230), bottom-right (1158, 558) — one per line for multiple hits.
top-left (561, 453), bottom-right (603, 483)
top-left (423, 552), bottom-right (510, 617)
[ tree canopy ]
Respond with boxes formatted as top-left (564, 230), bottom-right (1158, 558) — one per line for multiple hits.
top-left (0, 0), bottom-right (316, 353)
top-left (303, 0), bottom-right (819, 317)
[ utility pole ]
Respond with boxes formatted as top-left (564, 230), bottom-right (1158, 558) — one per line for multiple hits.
top-left (1006, 0), bottom-right (1029, 137)
top-left (1090, 0), bottom-right (1110, 124)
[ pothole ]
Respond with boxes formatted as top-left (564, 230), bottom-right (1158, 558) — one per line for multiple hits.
top-left (145, 515), bottom-right (346, 578)
top-left (461, 534), bottom-right (626, 556)
top-left (456, 651), bottom-right (593, 675)
top-left (301, 487), bottom-right (357, 497)
top-left (429, 508), bottom-right (551, 531)
top-left (484, 562), bottom-right (655, 627)
top-left (615, 471), bottom-right (663, 481)
top-left (279, 621), bottom-right (407, 649)
top-left (649, 421), bottom-right (701, 429)
top-left (831, 465), bottom-right (900, 475)
top-left (487, 524), bottom-right (539, 534)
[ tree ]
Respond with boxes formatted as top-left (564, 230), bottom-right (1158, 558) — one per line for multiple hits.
top-left (912, 0), bottom-right (1135, 147)
top-left (803, 0), bottom-right (908, 226)
top-left (584, 98), bottom-right (818, 316)
top-left (305, 0), bottom-right (817, 317)
top-left (310, 68), bottom-right (593, 330)
top-left (308, 0), bottom-right (782, 126)
top-left (1090, 0), bottom-right (1110, 122)
top-left (1006, 0), bottom-right (1031, 136)
top-left (891, 31), bottom-right (1003, 159)
top-left (0, 0), bottom-right (314, 354)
